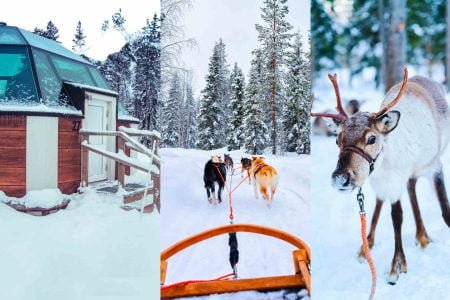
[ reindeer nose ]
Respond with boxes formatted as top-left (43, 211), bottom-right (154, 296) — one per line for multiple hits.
top-left (332, 169), bottom-right (353, 191)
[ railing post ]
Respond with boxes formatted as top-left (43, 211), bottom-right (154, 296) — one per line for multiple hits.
top-left (80, 135), bottom-right (89, 188)
top-left (117, 136), bottom-right (125, 187)
top-left (151, 135), bottom-right (160, 212)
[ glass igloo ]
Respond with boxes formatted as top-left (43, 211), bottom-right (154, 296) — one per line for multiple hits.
top-left (0, 23), bottom-right (111, 112)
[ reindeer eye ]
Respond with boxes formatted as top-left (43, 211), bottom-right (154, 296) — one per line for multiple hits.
top-left (367, 136), bottom-right (376, 145)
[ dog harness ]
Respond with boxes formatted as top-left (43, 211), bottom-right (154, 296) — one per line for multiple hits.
top-left (253, 163), bottom-right (268, 177)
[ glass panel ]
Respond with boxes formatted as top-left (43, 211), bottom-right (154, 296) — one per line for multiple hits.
top-left (51, 55), bottom-right (95, 86)
top-left (0, 46), bottom-right (38, 104)
top-left (88, 66), bottom-right (110, 89)
top-left (0, 27), bottom-right (26, 45)
top-left (19, 29), bottom-right (88, 63)
top-left (32, 49), bottom-right (62, 106)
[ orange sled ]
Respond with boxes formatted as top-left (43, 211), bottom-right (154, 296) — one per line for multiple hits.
top-left (161, 223), bottom-right (311, 298)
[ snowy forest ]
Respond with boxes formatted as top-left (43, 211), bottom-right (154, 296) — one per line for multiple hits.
top-left (160, 0), bottom-right (311, 155)
top-left (32, 10), bottom-right (161, 133)
top-left (312, 0), bottom-right (450, 91)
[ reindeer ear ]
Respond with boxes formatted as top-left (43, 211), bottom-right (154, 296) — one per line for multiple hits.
top-left (374, 110), bottom-right (401, 134)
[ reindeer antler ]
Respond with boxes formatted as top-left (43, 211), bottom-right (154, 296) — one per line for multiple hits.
top-left (310, 73), bottom-right (348, 123)
top-left (371, 68), bottom-right (409, 120)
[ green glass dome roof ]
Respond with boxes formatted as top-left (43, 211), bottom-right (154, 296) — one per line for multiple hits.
top-left (0, 24), bottom-right (114, 115)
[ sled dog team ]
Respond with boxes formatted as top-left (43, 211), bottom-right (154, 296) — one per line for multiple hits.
top-left (203, 154), bottom-right (279, 208)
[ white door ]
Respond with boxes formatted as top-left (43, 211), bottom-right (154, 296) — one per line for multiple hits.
top-left (85, 99), bottom-right (108, 182)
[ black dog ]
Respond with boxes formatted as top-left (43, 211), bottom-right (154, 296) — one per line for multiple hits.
top-left (204, 156), bottom-right (227, 204)
top-left (224, 153), bottom-right (234, 171)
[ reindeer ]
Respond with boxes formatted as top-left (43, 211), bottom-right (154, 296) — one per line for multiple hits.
top-left (311, 69), bottom-right (450, 284)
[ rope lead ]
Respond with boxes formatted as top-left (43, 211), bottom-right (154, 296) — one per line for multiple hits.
top-left (357, 187), bottom-right (377, 300)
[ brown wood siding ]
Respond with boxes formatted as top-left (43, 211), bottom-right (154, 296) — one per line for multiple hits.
top-left (0, 115), bottom-right (26, 197)
top-left (58, 117), bottom-right (82, 194)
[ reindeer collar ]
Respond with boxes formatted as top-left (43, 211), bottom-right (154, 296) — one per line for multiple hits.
top-left (342, 145), bottom-right (378, 174)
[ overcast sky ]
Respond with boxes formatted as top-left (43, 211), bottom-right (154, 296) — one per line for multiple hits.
top-left (180, 0), bottom-right (310, 96)
top-left (1, 0), bottom-right (159, 61)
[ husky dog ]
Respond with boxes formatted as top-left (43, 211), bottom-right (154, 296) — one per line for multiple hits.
top-left (203, 155), bottom-right (227, 204)
top-left (241, 157), bottom-right (252, 184)
top-left (224, 153), bottom-right (234, 172)
top-left (251, 156), bottom-right (279, 208)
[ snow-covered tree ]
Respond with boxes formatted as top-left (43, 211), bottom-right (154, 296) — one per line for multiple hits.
top-left (72, 21), bottom-right (87, 54)
top-left (227, 63), bottom-right (246, 150)
top-left (243, 49), bottom-right (270, 154)
top-left (311, 0), bottom-right (338, 72)
top-left (182, 83), bottom-right (198, 148)
top-left (132, 14), bottom-right (161, 132)
top-left (99, 44), bottom-right (134, 113)
top-left (197, 39), bottom-right (230, 150)
top-left (256, 0), bottom-right (293, 154)
top-left (282, 32), bottom-right (311, 154)
top-left (162, 72), bottom-right (183, 147)
top-left (33, 21), bottom-right (60, 42)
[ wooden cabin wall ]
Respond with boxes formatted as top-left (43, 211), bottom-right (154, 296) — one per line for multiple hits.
top-left (58, 117), bottom-right (82, 194)
top-left (0, 115), bottom-right (26, 197)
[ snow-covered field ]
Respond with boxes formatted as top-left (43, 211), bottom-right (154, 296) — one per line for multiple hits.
top-left (311, 70), bottom-right (450, 299)
top-left (160, 148), bottom-right (310, 299)
top-left (0, 188), bottom-right (159, 300)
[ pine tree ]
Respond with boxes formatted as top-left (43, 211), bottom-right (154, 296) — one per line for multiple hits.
top-left (162, 72), bottom-right (183, 147)
top-left (282, 32), bottom-right (311, 154)
top-left (182, 83), bottom-right (198, 148)
top-left (243, 49), bottom-right (270, 154)
top-left (72, 21), bottom-right (87, 54)
top-left (33, 21), bottom-right (60, 42)
top-left (132, 14), bottom-right (161, 132)
top-left (343, 0), bottom-right (381, 84)
top-left (311, 0), bottom-right (338, 73)
top-left (227, 63), bottom-right (246, 150)
top-left (99, 44), bottom-right (133, 114)
top-left (256, 0), bottom-right (293, 154)
top-left (197, 39), bottom-right (230, 150)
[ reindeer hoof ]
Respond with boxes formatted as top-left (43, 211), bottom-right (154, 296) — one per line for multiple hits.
top-left (416, 234), bottom-right (432, 249)
top-left (208, 198), bottom-right (212, 204)
top-left (388, 252), bottom-right (407, 284)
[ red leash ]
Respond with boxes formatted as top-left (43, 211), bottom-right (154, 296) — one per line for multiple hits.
top-left (357, 188), bottom-right (377, 300)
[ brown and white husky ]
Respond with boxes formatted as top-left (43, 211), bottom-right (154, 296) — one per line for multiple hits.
top-left (250, 156), bottom-right (279, 208)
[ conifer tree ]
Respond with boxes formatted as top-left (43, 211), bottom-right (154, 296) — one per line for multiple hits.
top-left (162, 72), bottom-right (183, 147)
top-left (282, 32), bottom-right (311, 154)
top-left (33, 21), bottom-right (60, 42)
top-left (227, 63), bottom-right (246, 150)
top-left (197, 39), bottom-right (230, 150)
top-left (256, 0), bottom-right (293, 154)
top-left (72, 21), bottom-right (87, 54)
top-left (243, 49), bottom-right (269, 154)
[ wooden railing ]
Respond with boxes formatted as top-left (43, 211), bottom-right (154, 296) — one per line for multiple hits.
top-left (79, 127), bottom-right (161, 211)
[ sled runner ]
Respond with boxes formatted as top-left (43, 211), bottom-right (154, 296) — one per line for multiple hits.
top-left (160, 223), bottom-right (311, 298)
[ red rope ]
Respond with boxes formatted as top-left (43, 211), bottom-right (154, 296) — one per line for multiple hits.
top-left (213, 164), bottom-right (249, 222)
top-left (161, 273), bottom-right (235, 290)
top-left (360, 212), bottom-right (377, 300)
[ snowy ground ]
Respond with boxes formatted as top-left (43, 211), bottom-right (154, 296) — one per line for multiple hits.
top-left (0, 188), bottom-right (159, 300)
top-left (311, 69), bottom-right (450, 299)
top-left (160, 148), bottom-right (310, 299)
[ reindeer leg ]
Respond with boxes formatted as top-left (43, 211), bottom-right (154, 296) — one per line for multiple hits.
top-left (408, 177), bottom-right (432, 248)
top-left (433, 169), bottom-right (450, 227)
top-left (388, 200), bottom-right (407, 285)
top-left (358, 199), bottom-right (383, 259)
